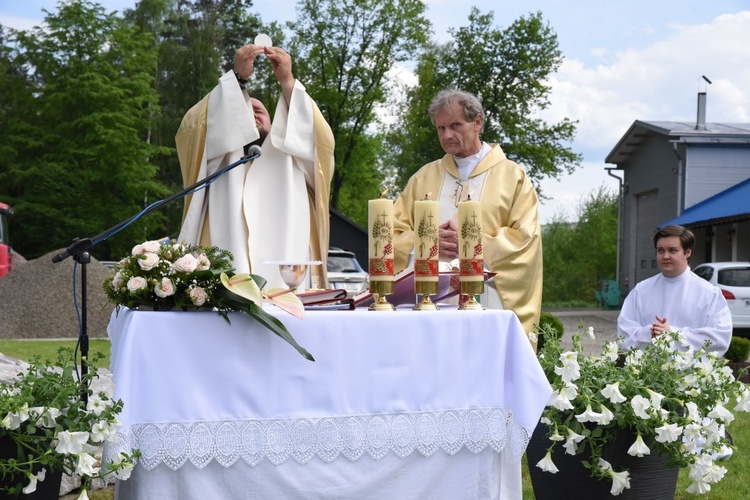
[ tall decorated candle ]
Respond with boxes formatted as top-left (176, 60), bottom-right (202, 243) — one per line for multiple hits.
top-left (457, 195), bottom-right (484, 293)
top-left (414, 196), bottom-right (439, 291)
top-left (368, 197), bottom-right (395, 295)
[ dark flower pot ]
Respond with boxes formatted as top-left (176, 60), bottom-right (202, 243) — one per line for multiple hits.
top-left (526, 422), bottom-right (679, 499)
top-left (0, 434), bottom-right (63, 499)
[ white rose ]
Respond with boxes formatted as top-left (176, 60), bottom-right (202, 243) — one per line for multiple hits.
top-left (196, 253), bottom-right (210, 271)
top-left (112, 272), bottom-right (124, 290)
top-left (190, 287), bottom-right (207, 306)
top-left (126, 277), bottom-right (147, 293)
top-left (131, 244), bottom-right (144, 255)
top-left (142, 240), bottom-right (161, 253)
top-left (137, 253), bottom-right (160, 271)
top-left (174, 254), bottom-right (198, 273)
top-left (154, 277), bottom-right (175, 298)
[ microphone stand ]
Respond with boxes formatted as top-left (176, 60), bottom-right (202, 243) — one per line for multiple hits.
top-left (52, 149), bottom-right (261, 402)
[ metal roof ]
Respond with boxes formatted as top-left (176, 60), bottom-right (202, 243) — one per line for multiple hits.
top-left (660, 177), bottom-right (750, 228)
top-left (605, 120), bottom-right (750, 164)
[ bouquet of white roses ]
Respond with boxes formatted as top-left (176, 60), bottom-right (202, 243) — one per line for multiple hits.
top-left (102, 240), bottom-right (313, 360)
top-left (534, 325), bottom-right (750, 495)
top-left (0, 349), bottom-right (137, 499)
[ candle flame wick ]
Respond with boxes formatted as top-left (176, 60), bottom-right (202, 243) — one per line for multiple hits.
top-left (423, 192), bottom-right (432, 200)
top-left (380, 188), bottom-right (389, 198)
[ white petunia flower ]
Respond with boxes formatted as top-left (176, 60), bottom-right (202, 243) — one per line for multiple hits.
top-left (630, 395), bottom-right (651, 419)
top-left (601, 383), bottom-right (627, 404)
top-left (575, 403), bottom-right (602, 424)
top-left (707, 401), bottom-right (735, 425)
top-left (562, 429), bottom-right (585, 455)
top-left (554, 351), bottom-right (581, 383)
top-left (22, 469), bottom-right (45, 494)
top-left (548, 390), bottom-right (574, 411)
top-left (55, 431), bottom-right (90, 455)
top-left (608, 469), bottom-right (631, 496)
top-left (686, 481), bottom-right (711, 494)
top-left (602, 341), bottom-right (619, 362)
top-left (703, 463), bottom-right (727, 484)
top-left (528, 330), bottom-right (538, 344)
top-left (90, 420), bottom-right (112, 443)
top-left (654, 423), bottom-right (683, 443)
top-left (597, 404), bottom-right (615, 425)
top-left (536, 450), bottom-right (559, 473)
top-left (627, 433), bottom-right (651, 457)
top-left (75, 453), bottom-right (99, 476)
top-left (645, 389), bottom-right (665, 408)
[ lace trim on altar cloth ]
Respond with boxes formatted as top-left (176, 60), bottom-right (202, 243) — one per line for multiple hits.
top-left (104, 408), bottom-right (531, 471)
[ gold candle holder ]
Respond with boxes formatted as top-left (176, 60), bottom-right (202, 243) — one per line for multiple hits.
top-left (369, 279), bottom-right (395, 311)
top-left (458, 280), bottom-right (485, 311)
top-left (413, 280), bottom-right (439, 311)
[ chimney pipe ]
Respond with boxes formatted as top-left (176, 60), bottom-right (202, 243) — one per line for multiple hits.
top-left (695, 91), bottom-right (707, 130)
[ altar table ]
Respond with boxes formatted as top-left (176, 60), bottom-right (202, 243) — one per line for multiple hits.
top-left (106, 307), bottom-right (551, 499)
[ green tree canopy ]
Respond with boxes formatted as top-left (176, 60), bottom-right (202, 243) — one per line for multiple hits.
top-left (287, 0), bottom-right (431, 211)
top-left (389, 9), bottom-right (581, 195)
top-left (0, 0), bottom-right (168, 260)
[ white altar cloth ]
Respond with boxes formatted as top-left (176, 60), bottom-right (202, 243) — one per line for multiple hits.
top-left (106, 307), bottom-right (551, 499)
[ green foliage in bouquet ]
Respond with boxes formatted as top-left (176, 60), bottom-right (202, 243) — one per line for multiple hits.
top-left (534, 324), bottom-right (750, 495)
top-left (0, 349), bottom-right (137, 498)
top-left (102, 240), bottom-right (313, 361)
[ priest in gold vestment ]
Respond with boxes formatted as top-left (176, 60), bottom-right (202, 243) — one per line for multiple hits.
top-left (177, 43), bottom-right (334, 289)
top-left (394, 89), bottom-right (542, 342)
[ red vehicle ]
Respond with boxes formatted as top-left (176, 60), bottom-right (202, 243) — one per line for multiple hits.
top-left (0, 202), bottom-right (12, 277)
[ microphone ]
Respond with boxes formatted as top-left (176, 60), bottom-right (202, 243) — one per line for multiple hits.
top-left (243, 145), bottom-right (262, 160)
top-left (52, 238), bottom-right (92, 263)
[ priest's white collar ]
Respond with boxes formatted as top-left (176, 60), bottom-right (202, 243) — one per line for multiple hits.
top-left (454, 142), bottom-right (491, 180)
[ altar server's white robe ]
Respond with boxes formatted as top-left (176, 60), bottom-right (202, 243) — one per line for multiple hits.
top-left (617, 267), bottom-right (732, 354)
top-left (176, 71), bottom-right (334, 289)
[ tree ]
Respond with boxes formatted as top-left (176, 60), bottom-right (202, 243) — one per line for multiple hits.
top-left (287, 0), bottom-right (431, 213)
top-left (0, 0), bottom-right (168, 260)
top-left (541, 186), bottom-right (618, 304)
top-left (389, 9), bottom-right (581, 194)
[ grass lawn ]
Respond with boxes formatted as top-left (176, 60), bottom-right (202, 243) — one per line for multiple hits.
top-left (0, 339), bottom-right (111, 369)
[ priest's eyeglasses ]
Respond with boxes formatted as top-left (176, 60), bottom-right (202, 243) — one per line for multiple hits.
top-left (453, 179), bottom-right (464, 207)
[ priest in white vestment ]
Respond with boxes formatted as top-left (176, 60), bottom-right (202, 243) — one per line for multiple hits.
top-left (393, 89), bottom-right (543, 345)
top-left (617, 225), bottom-right (732, 354)
top-left (177, 43), bottom-right (334, 289)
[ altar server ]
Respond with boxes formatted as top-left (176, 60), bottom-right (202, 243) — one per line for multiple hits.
top-left (617, 225), bottom-right (732, 354)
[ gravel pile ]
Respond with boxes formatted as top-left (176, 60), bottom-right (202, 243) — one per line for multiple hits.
top-left (0, 249), bottom-right (116, 339)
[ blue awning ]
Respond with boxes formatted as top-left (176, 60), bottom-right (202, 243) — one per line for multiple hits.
top-left (661, 177), bottom-right (750, 228)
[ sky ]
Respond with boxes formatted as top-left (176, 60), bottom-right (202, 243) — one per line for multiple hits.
top-left (2, 0), bottom-right (749, 224)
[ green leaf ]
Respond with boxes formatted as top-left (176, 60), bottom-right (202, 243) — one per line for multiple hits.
top-left (246, 303), bottom-right (314, 362)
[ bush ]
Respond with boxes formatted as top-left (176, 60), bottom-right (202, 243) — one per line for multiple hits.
top-left (536, 312), bottom-right (564, 351)
top-left (725, 336), bottom-right (750, 363)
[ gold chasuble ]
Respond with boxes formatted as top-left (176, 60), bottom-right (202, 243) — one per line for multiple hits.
top-left (393, 144), bottom-right (542, 344)
top-left (176, 71), bottom-right (334, 289)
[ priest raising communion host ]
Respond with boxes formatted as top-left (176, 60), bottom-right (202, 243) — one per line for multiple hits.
top-left (393, 89), bottom-right (543, 340)
top-left (176, 38), bottom-right (334, 288)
